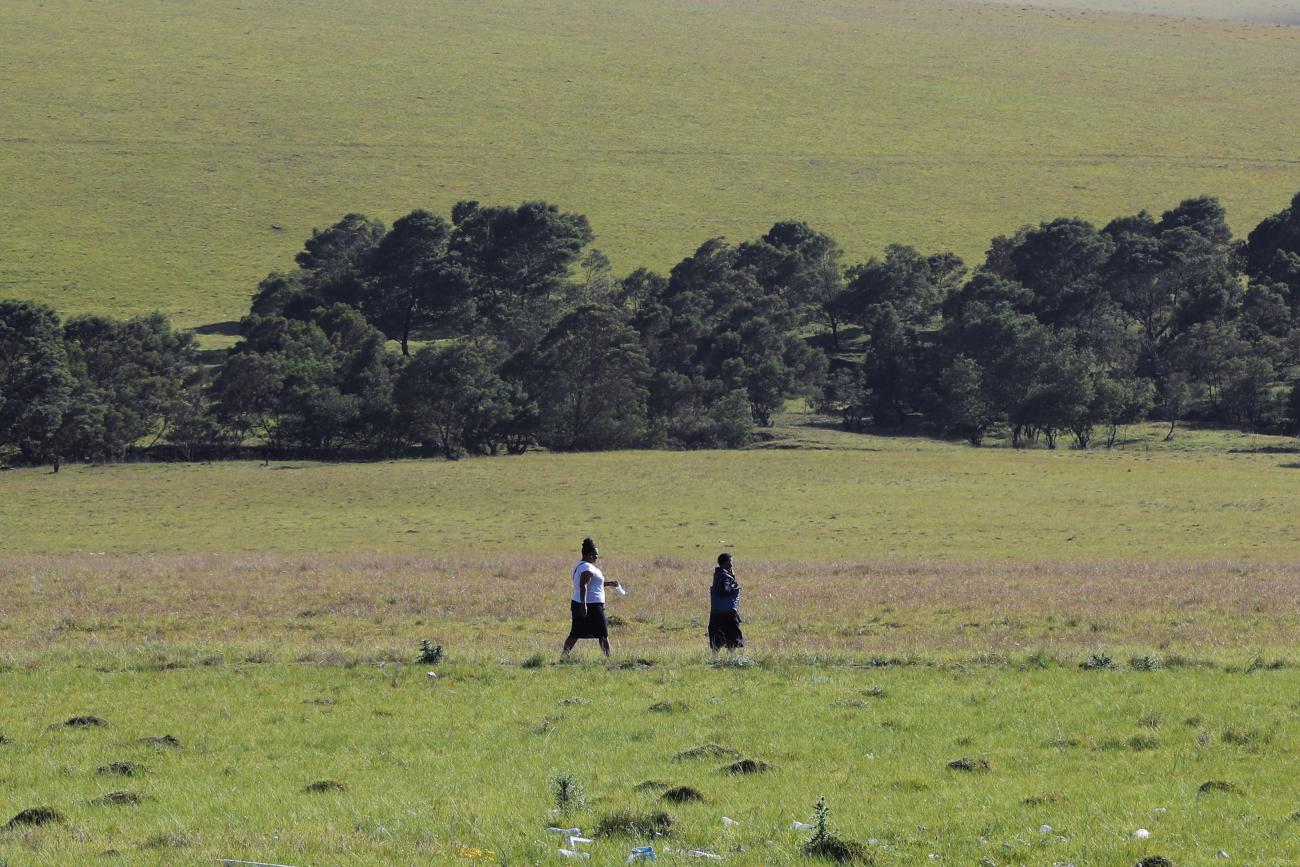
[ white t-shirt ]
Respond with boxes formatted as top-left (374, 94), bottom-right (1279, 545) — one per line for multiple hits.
top-left (572, 560), bottom-right (605, 604)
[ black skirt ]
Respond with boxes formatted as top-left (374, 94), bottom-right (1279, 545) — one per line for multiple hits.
top-left (707, 609), bottom-right (744, 651)
top-left (568, 601), bottom-right (608, 640)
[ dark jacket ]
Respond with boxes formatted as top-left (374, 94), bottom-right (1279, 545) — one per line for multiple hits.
top-left (710, 566), bottom-right (740, 612)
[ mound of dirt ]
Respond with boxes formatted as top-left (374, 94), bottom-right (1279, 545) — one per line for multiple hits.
top-left (648, 700), bottom-right (689, 713)
top-left (805, 834), bottom-right (874, 864)
top-left (5, 806), bottom-right (66, 830)
top-left (1197, 780), bottom-right (1240, 795)
top-left (634, 780), bottom-right (671, 792)
top-left (662, 786), bottom-right (705, 803)
top-left (97, 761), bottom-right (143, 777)
top-left (63, 715), bottom-right (108, 728)
top-left (141, 735), bottom-right (181, 748)
top-left (303, 779), bottom-right (347, 793)
top-left (947, 757), bottom-right (990, 772)
top-left (674, 743), bottom-right (741, 761)
top-left (595, 810), bottom-right (674, 838)
top-left (92, 791), bottom-right (142, 806)
top-left (1136, 857), bottom-right (1175, 867)
top-left (723, 758), bottom-right (771, 775)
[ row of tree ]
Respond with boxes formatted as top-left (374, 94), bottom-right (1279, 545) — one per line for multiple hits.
top-left (3, 192), bottom-right (1300, 465)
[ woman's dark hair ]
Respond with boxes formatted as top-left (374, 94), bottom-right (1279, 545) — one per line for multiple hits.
top-left (717, 552), bottom-right (732, 566)
top-left (582, 538), bottom-right (597, 557)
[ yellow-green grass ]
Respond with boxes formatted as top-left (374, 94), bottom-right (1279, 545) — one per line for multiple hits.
top-left (1, 662), bottom-right (1298, 864)
top-left (2, 423), bottom-right (1298, 561)
top-left (978, 0), bottom-right (1300, 22)
top-left (2, 0), bottom-right (1299, 328)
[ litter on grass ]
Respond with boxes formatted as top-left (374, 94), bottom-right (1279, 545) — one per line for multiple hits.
top-left (792, 821), bottom-right (815, 831)
top-left (558, 848), bottom-right (589, 859)
top-left (721, 816), bottom-right (739, 827)
top-left (627, 845), bottom-right (657, 862)
top-left (1134, 828), bottom-right (1151, 839)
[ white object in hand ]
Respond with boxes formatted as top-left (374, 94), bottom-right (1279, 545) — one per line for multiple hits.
top-left (1134, 828), bottom-right (1151, 839)
top-left (615, 583), bottom-right (628, 595)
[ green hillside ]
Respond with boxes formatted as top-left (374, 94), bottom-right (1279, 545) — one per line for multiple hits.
top-left (2, 0), bottom-right (1298, 329)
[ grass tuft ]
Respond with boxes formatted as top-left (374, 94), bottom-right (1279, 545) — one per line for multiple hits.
top-left (594, 810), bottom-right (674, 838)
top-left (5, 806), bottom-right (66, 830)
top-left (303, 780), bottom-right (347, 793)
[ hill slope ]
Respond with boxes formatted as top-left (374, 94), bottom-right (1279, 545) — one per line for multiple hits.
top-left (1, 0), bottom-right (1298, 328)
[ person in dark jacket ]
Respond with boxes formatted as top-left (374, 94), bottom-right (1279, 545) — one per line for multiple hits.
top-left (708, 552), bottom-right (744, 652)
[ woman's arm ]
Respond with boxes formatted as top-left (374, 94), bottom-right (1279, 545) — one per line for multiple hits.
top-left (579, 571), bottom-right (591, 614)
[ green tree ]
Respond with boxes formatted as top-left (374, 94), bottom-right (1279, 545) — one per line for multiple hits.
top-left (931, 355), bottom-right (994, 445)
top-left (450, 200), bottom-right (594, 348)
top-left (395, 342), bottom-right (519, 459)
top-left (0, 300), bottom-right (71, 464)
top-left (519, 305), bottom-right (652, 451)
top-left (251, 213), bottom-right (386, 319)
top-left (61, 312), bottom-right (201, 460)
top-left (361, 210), bottom-right (470, 356)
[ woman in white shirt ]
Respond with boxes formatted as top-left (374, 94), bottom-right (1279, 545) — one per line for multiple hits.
top-left (562, 538), bottom-right (621, 657)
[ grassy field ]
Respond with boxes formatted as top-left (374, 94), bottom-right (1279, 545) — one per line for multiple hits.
top-left (2, 0), bottom-right (1299, 329)
top-left (3, 426), bottom-right (1300, 862)
top-left (2, 662), bottom-right (1299, 865)
top-left (2, 422), bottom-right (1297, 560)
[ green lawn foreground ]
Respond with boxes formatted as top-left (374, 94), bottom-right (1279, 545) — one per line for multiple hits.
top-left (0, 662), bottom-right (1297, 864)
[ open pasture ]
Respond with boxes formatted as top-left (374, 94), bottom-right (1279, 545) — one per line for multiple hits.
top-left (2, 423), bottom-right (1298, 561)
top-left (2, 428), bottom-right (1300, 862)
top-left (2, 0), bottom-right (1299, 328)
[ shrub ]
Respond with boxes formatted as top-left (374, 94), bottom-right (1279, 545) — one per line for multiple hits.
top-left (417, 641), bottom-right (444, 665)
top-left (1080, 652), bottom-right (1116, 671)
top-left (802, 797), bottom-right (872, 863)
top-left (550, 773), bottom-right (585, 813)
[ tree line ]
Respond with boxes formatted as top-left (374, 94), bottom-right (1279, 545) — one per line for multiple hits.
top-left (3, 191), bottom-right (1300, 466)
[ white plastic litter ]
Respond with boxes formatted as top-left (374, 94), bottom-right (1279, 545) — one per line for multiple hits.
top-left (1152, 807), bottom-right (1167, 815)
top-left (868, 838), bottom-right (879, 846)
top-left (566, 836), bottom-right (593, 847)
top-left (548, 827), bottom-right (582, 836)
top-left (928, 854), bottom-right (941, 860)
top-left (1134, 828), bottom-right (1151, 840)
top-left (792, 821), bottom-right (815, 831)
top-left (558, 850), bottom-right (589, 860)
top-left (1040, 824), bottom-right (1052, 834)
top-left (683, 849), bottom-right (722, 860)
top-left (721, 816), bottom-right (739, 827)
top-left (1216, 852), bottom-right (1229, 859)
top-left (426, 671), bottom-right (438, 679)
